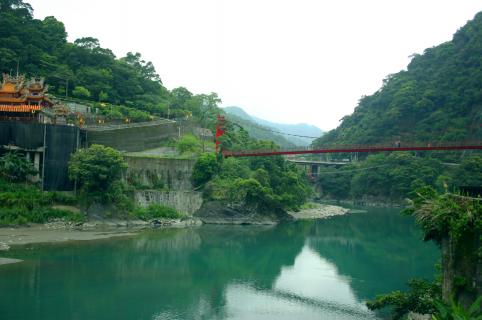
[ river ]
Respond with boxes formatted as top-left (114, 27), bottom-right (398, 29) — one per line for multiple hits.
top-left (0, 207), bottom-right (438, 320)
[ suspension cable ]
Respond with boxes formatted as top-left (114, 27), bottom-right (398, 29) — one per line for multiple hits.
top-left (225, 119), bottom-right (321, 139)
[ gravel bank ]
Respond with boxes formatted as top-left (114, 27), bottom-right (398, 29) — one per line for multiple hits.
top-left (289, 203), bottom-right (349, 220)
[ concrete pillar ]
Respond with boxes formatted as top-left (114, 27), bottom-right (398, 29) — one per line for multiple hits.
top-left (34, 152), bottom-right (41, 181)
top-left (26, 152), bottom-right (31, 162)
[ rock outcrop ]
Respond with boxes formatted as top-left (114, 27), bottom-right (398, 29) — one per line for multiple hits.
top-left (195, 201), bottom-right (292, 225)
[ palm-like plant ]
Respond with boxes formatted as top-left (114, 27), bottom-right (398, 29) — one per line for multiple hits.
top-left (432, 296), bottom-right (482, 320)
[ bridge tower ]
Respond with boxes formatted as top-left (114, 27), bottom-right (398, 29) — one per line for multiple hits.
top-left (215, 115), bottom-right (225, 153)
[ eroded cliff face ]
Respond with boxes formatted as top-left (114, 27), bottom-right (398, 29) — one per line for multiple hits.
top-left (194, 201), bottom-right (292, 225)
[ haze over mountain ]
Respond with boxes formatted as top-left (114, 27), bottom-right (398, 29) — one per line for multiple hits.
top-left (224, 106), bottom-right (324, 147)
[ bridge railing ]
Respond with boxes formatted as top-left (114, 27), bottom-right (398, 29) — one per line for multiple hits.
top-left (223, 140), bottom-right (482, 157)
top-left (83, 118), bottom-right (176, 131)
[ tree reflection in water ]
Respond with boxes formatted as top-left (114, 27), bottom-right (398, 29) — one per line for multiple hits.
top-left (0, 208), bottom-right (437, 320)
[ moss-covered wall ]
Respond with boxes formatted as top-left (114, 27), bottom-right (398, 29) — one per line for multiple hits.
top-left (123, 156), bottom-right (196, 191)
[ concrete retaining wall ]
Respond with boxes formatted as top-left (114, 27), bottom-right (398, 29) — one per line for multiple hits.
top-left (134, 190), bottom-right (203, 215)
top-left (123, 156), bottom-right (196, 191)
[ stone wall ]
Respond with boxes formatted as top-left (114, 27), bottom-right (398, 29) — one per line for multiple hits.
top-left (123, 156), bottom-right (196, 191)
top-left (134, 190), bottom-right (203, 215)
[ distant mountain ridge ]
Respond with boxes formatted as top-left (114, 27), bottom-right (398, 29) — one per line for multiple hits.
top-left (223, 106), bottom-right (324, 146)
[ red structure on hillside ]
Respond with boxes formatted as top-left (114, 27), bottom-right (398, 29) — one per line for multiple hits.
top-left (215, 115), bottom-right (226, 153)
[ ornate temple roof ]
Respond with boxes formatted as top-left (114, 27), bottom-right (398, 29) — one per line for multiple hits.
top-left (0, 105), bottom-right (41, 112)
top-left (0, 74), bottom-right (52, 107)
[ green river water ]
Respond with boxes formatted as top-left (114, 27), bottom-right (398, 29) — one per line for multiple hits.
top-left (0, 208), bottom-right (438, 320)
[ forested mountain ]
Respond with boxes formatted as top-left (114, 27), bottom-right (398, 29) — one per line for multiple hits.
top-left (0, 0), bottom-right (220, 123)
top-left (312, 13), bottom-right (482, 201)
top-left (223, 112), bottom-right (296, 149)
top-left (314, 12), bottom-right (482, 147)
top-left (224, 106), bottom-right (323, 146)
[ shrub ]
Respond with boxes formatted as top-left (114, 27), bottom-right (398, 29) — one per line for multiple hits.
top-left (176, 134), bottom-right (201, 154)
top-left (0, 151), bottom-right (37, 182)
top-left (192, 153), bottom-right (219, 187)
top-left (69, 144), bottom-right (127, 203)
top-left (72, 86), bottom-right (91, 99)
top-left (131, 204), bottom-right (182, 220)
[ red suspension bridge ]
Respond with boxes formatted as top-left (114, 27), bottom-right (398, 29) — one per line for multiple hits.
top-left (222, 142), bottom-right (482, 157)
top-left (215, 115), bottom-right (482, 157)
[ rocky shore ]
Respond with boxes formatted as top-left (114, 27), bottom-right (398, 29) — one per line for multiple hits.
top-left (0, 217), bottom-right (202, 254)
top-left (289, 203), bottom-right (350, 220)
top-left (194, 201), bottom-right (293, 225)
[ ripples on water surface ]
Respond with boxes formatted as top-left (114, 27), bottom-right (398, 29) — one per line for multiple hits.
top-left (0, 208), bottom-right (438, 320)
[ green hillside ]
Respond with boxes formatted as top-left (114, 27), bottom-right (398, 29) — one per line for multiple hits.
top-left (0, 0), bottom-right (221, 125)
top-left (223, 112), bottom-right (296, 149)
top-left (314, 12), bottom-right (482, 147)
top-left (224, 106), bottom-right (323, 147)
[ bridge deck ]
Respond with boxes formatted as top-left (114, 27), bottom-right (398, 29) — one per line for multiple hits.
top-left (223, 143), bottom-right (482, 157)
top-left (287, 160), bottom-right (349, 166)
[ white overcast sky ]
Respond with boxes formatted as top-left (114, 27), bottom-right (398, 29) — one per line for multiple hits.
top-left (29, 0), bottom-right (482, 130)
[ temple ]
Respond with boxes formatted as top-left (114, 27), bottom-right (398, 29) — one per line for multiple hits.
top-left (0, 73), bottom-right (54, 122)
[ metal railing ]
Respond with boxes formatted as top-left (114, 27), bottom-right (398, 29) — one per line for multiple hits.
top-left (83, 118), bottom-right (176, 131)
top-left (223, 140), bottom-right (482, 157)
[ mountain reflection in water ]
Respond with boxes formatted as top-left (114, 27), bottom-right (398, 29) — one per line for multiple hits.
top-left (0, 208), bottom-right (438, 320)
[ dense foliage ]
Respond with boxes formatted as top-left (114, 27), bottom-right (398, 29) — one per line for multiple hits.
top-left (68, 144), bottom-right (127, 204)
top-left (405, 186), bottom-right (481, 248)
top-left (193, 127), bottom-right (312, 211)
top-left (176, 134), bottom-right (202, 154)
top-left (191, 153), bottom-right (220, 188)
top-left (367, 188), bottom-right (482, 319)
top-left (0, 178), bottom-right (82, 225)
top-left (0, 0), bottom-right (223, 123)
top-left (366, 279), bottom-right (441, 319)
top-left (130, 204), bottom-right (182, 220)
top-left (0, 151), bottom-right (37, 182)
top-left (314, 12), bottom-right (482, 147)
top-left (317, 154), bottom-right (481, 202)
top-left (432, 297), bottom-right (482, 320)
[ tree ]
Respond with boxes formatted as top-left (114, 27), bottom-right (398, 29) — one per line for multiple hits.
top-left (367, 187), bottom-right (482, 319)
top-left (452, 155), bottom-right (482, 188)
top-left (0, 152), bottom-right (37, 182)
top-left (406, 187), bottom-right (481, 308)
top-left (72, 86), bottom-right (91, 99)
top-left (68, 145), bottom-right (127, 202)
top-left (192, 153), bottom-right (219, 187)
top-left (41, 16), bottom-right (67, 52)
top-left (176, 134), bottom-right (201, 154)
top-left (122, 52), bottom-right (161, 82)
top-left (74, 37), bottom-right (100, 50)
top-left (98, 90), bottom-right (109, 102)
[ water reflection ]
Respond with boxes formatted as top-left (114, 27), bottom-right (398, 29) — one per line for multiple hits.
top-left (275, 246), bottom-right (363, 309)
top-left (0, 209), bottom-right (438, 320)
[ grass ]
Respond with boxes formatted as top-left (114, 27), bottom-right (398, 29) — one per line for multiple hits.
top-left (130, 204), bottom-right (183, 220)
top-left (0, 179), bottom-right (84, 226)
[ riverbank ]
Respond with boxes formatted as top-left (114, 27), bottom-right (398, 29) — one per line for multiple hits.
top-left (0, 217), bottom-right (202, 253)
top-left (0, 203), bottom-right (350, 266)
top-left (289, 203), bottom-right (350, 220)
